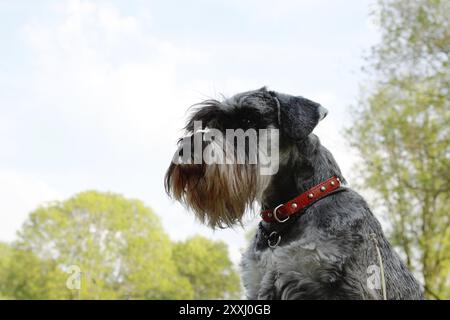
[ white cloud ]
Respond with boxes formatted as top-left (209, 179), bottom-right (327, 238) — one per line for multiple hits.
top-left (0, 171), bottom-right (62, 242)
top-left (23, 0), bottom-right (184, 142)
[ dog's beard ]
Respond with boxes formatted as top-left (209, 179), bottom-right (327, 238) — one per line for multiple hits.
top-left (165, 136), bottom-right (266, 228)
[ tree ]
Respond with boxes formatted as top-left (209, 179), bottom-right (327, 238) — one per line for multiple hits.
top-left (11, 191), bottom-right (193, 299)
top-left (1, 246), bottom-right (70, 299)
top-left (0, 242), bottom-right (13, 299)
top-left (2, 191), bottom-right (241, 299)
top-left (346, 0), bottom-right (449, 299)
top-left (172, 236), bottom-right (241, 299)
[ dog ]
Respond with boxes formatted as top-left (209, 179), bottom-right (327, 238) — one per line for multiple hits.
top-left (165, 87), bottom-right (423, 299)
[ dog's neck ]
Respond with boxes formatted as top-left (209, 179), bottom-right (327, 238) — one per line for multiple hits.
top-left (261, 134), bottom-right (346, 210)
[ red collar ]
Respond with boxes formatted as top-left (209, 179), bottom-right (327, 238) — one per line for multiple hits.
top-left (260, 176), bottom-right (341, 223)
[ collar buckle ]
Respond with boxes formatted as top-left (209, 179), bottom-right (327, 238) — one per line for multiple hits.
top-left (273, 204), bottom-right (289, 223)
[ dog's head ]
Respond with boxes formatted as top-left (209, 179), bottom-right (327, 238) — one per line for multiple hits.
top-left (165, 87), bottom-right (327, 228)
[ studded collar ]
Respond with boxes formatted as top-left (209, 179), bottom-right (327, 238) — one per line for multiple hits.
top-left (260, 176), bottom-right (341, 223)
top-left (257, 176), bottom-right (344, 249)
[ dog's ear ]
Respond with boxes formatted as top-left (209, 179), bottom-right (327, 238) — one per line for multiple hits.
top-left (271, 92), bottom-right (328, 140)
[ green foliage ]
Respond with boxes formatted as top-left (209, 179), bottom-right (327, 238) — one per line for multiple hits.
top-left (0, 191), bottom-right (239, 299)
top-left (1, 247), bottom-right (70, 299)
top-left (0, 242), bottom-right (13, 298)
top-left (347, 0), bottom-right (449, 299)
top-left (173, 236), bottom-right (241, 299)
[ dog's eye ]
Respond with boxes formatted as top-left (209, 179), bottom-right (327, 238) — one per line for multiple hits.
top-left (241, 118), bottom-right (254, 128)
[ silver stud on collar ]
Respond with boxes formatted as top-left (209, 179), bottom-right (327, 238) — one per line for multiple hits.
top-left (308, 193), bottom-right (314, 199)
top-left (320, 186), bottom-right (326, 192)
top-left (331, 181), bottom-right (336, 186)
top-left (291, 203), bottom-right (297, 209)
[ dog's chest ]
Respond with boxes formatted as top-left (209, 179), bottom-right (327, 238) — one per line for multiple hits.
top-left (241, 239), bottom-right (320, 300)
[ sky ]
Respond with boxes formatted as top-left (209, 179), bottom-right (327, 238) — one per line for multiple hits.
top-left (0, 0), bottom-right (379, 263)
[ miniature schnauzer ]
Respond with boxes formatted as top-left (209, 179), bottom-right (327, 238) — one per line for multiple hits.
top-left (165, 87), bottom-right (422, 299)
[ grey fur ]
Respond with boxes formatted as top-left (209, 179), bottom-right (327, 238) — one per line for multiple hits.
top-left (241, 134), bottom-right (422, 299)
top-left (241, 89), bottom-right (423, 300)
top-left (167, 87), bottom-right (423, 300)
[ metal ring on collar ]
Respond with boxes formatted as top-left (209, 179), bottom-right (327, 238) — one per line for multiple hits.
top-left (268, 231), bottom-right (281, 248)
top-left (273, 204), bottom-right (290, 223)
